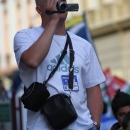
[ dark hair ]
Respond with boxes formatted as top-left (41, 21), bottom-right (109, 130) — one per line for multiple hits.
top-left (122, 111), bottom-right (130, 129)
top-left (111, 89), bottom-right (130, 118)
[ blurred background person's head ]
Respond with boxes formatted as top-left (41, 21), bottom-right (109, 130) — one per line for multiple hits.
top-left (111, 89), bottom-right (130, 127)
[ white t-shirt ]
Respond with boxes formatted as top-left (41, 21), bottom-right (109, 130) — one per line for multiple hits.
top-left (14, 26), bottom-right (106, 130)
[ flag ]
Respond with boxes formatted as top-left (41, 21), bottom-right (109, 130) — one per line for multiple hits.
top-left (66, 12), bottom-right (96, 51)
top-left (100, 68), bottom-right (113, 116)
top-left (107, 76), bottom-right (130, 99)
top-left (100, 68), bottom-right (130, 116)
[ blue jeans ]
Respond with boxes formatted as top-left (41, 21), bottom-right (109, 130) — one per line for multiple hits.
top-left (88, 127), bottom-right (96, 130)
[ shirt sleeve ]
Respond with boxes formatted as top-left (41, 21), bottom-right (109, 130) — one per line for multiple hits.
top-left (84, 45), bottom-right (106, 88)
top-left (13, 30), bottom-right (34, 72)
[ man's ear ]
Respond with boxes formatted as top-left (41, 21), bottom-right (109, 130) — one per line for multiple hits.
top-left (36, 6), bottom-right (42, 14)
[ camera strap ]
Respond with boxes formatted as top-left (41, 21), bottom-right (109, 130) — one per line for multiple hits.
top-left (45, 10), bottom-right (65, 15)
top-left (43, 32), bottom-right (74, 91)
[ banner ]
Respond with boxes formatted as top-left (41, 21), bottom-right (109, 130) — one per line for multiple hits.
top-left (66, 12), bottom-right (96, 51)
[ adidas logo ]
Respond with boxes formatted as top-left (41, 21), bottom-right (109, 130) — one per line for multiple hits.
top-left (47, 52), bottom-right (79, 73)
top-left (50, 52), bottom-right (70, 64)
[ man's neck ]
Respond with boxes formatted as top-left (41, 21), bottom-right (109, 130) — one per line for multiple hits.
top-left (41, 21), bottom-right (66, 36)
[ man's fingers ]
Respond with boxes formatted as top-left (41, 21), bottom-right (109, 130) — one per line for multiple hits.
top-left (46, 0), bottom-right (58, 11)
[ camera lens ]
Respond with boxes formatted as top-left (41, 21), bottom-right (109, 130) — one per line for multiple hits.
top-left (60, 3), bottom-right (67, 11)
top-left (57, 2), bottom-right (67, 12)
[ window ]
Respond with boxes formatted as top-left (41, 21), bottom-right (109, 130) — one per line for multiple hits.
top-left (102, 0), bottom-right (115, 5)
top-left (87, 0), bottom-right (99, 10)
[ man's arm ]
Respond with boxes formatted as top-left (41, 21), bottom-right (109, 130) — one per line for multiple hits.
top-left (21, 0), bottom-right (61, 69)
top-left (21, 20), bottom-right (59, 69)
top-left (86, 84), bottom-right (103, 129)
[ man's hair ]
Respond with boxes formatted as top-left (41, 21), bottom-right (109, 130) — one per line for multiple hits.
top-left (35, 0), bottom-right (41, 6)
top-left (111, 89), bottom-right (130, 118)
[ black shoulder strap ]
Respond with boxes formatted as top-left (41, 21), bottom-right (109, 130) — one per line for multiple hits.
top-left (67, 33), bottom-right (74, 90)
top-left (44, 32), bottom-right (75, 90)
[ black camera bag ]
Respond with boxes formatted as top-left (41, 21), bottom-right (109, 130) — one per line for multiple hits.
top-left (21, 82), bottom-right (50, 112)
top-left (42, 93), bottom-right (77, 130)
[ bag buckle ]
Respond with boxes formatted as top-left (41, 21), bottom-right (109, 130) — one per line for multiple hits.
top-left (69, 89), bottom-right (72, 97)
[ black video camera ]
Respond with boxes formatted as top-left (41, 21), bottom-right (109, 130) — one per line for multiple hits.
top-left (56, 2), bottom-right (79, 12)
top-left (45, 2), bottom-right (79, 15)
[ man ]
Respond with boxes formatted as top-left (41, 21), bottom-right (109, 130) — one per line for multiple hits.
top-left (110, 89), bottom-right (130, 130)
top-left (14, 0), bottom-right (105, 130)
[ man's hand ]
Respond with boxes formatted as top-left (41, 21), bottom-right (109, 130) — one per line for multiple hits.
top-left (46, 0), bottom-right (59, 21)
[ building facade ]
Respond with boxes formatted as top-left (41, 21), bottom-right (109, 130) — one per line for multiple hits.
top-left (0, 0), bottom-right (40, 76)
top-left (0, 0), bottom-right (130, 82)
top-left (86, 0), bottom-right (130, 82)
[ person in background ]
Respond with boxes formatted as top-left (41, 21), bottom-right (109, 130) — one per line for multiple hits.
top-left (110, 89), bottom-right (130, 130)
top-left (0, 79), bottom-right (8, 100)
top-left (13, 0), bottom-right (105, 130)
top-left (122, 111), bottom-right (130, 130)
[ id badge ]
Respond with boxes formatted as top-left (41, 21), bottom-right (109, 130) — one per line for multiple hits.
top-left (61, 75), bottom-right (79, 91)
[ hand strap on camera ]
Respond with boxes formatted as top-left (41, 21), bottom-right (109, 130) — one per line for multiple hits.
top-left (45, 10), bottom-right (65, 15)
top-left (43, 32), bottom-right (74, 91)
